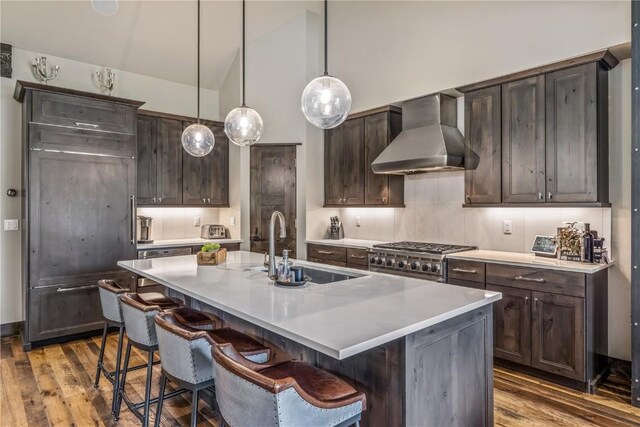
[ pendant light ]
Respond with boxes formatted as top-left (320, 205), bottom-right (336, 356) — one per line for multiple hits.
top-left (301, 0), bottom-right (351, 129)
top-left (224, 0), bottom-right (263, 147)
top-left (182, 0), bottom-right (215, 157)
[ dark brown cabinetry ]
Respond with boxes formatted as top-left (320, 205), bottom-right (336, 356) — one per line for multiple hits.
top-left (15, 81), bottom-right (143, 348)
top-left (545, 62), bottom-right (608, 203)
top-left (459, 51), bottom-right (616, 207)
top-left (501, 76), bottom-right (546, 203)
top-left (307, 244), bottom-right (368, 270)
top-left (447, 258), bottom-right (608, 392)
top-left (464, 86), bottom-right (502, 204)
top-left (324, 107), bottom-right (403, 207)
top-left (137, 111), bottom-right (229, 207)
top-left (183, 123), bottom-right (229, 205)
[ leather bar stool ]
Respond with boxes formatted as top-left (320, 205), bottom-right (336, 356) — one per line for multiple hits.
top-left (114, 293), bottom-right (182, 425)
top-left (212, 343), bottom-right (366, 427)
top-left (95, 279), bottom-right (179, 414)
top-left (153, 311), bottom-right (271, 427)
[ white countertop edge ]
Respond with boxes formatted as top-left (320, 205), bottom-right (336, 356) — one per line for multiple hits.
top-left (117, 260), bottom-right (501, 359)
top-left (305, 238), bottom-right (386, 250)
top-left (447, 251), bottom-right (614, 273)
top-left (137, 238), bottom-right (243, 250)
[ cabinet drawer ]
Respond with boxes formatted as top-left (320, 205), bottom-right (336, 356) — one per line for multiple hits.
top-left (307, 244), bottom-right (347, 262)
top-left (447, 278), bottom-right (485, 290)
top-left (28, 282), bottom-right (103, 342)
top-left (32, 91), bottom-right (136, 135)
top-left (486, 263), bottom-right (585, 297)
top-left (346, 247), bottom-right (368, 267)
top-left (448, 259), bottom-right (486, 283)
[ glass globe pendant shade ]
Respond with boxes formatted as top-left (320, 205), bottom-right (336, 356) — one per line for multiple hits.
top-left (181, 123), bottom-right (215, 157)
top-left (224, 106), bottom-right (264, 147)
top-left (301, 75), bottom-right (352, 129)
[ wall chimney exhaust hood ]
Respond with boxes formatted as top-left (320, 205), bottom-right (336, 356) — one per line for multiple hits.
top-left (371, 94), bottom-right (465, 174)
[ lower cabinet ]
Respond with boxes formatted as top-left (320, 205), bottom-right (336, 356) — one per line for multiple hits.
top-left (487, 284), bottom-right (531, 366)
top-left (307, 244), bottom-right (368, 270)
top-left (531, 291), bottom-right (585, 381)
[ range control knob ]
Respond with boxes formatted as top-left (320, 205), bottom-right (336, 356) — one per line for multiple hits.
top-left (386, 258), bottom-right (395, 267)
top-left (397, 260), bottom-right (406, 268)
top-left (376, 257), bottom-right (384, 265)
top-left (410, 261), bottom-right (419, 270)
top-left (431, 263), bottom-right (440, 273)
top-left (422, 263), bottom-right (432, 272)
top-left (370, 256), bottom-right (378, 264)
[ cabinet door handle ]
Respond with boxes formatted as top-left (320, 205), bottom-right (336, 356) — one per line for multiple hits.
top-left (130, 195), bottom-right (135, 244)
top-left (57, 284), bottom-right (98, 292)
top-left (382, 196), bottom-right (387, 204)
top-left (350, 255), bottom-right (366, 259)
top-left (317, 250), bottom-right (333, 255)
top-left (548, 192), bottom-right (553, 200)
top-left (525, 296), bottom-right (529, 305)
top-left (207, 198), bottom-right (211, 203)
top-left (465, 194), bottom-right (471, 203)
top-left (534, 297), bottom-right (539, 305)
top-left (152, 197), bottom-right (156, 204)
top-left (202, 198), bottom-right (206, 203)
top-left (452, 268), bottom-right (477, 274)
top-left (515, 276), bottom-right (545, 283)
top-left (74, 122), bottom-right (99, 128)
top-left (538, 192), bottom-right (543, 200)
top-left (158, 197), bottom-right (162, 203)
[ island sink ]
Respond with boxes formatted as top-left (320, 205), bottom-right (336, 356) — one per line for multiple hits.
top-left (303, 267), bottom-right (363, 284)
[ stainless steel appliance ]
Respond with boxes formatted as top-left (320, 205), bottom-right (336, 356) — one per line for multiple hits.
top-left (137, 215), bottom-right (153, 244)
top-left (200, 224), bottom-right (227, 239)
top-left (136, 247), bottom-right (192, 290)
top-left (368, 241), bottom-right (476, 282)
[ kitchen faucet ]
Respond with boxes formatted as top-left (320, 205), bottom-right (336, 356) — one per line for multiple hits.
top-left (268, 211), bottom-right (286, 279)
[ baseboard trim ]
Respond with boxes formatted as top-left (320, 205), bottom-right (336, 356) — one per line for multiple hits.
top-left (0, 321), bottom-right (23, 338)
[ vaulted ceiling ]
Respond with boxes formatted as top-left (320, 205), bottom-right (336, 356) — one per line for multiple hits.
top-left (0, 0), bottom-right (322, 90)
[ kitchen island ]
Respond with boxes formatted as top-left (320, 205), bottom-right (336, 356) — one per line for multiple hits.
top-left (118, 251), bottom-right (501, 426)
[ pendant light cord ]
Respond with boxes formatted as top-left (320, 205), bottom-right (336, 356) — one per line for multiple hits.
top-left (324, 0), bottom-right (328, 76)
top-left (242, 0), bottom-right (246, 107)
top-left (196, 0), bottom-right (201, 122)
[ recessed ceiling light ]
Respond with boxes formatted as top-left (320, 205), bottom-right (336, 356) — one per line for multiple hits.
top-left (91, 0), bottom-right (118, 16)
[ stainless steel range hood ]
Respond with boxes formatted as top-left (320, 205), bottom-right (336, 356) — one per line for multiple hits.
top-left (371, 94), bottom-right (465, 174)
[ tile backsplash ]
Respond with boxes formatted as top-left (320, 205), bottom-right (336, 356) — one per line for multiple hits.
top-left (136, 207), bottom-right (221, 240)
top-left (338, 171), bottom-right (613, 257)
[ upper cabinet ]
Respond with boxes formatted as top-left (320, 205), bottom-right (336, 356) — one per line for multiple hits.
top-left (137, 111), bottom-right (229, 207)
top-left (324, 107), bottom-right (404, 207)
top-left (459, 50), bottom-right (618, 207)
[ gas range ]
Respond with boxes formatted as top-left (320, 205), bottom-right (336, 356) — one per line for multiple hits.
top-left (368, 241), bottom-right (476, 281)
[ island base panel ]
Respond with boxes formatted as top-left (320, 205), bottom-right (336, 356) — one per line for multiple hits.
top-left (168, 290), bottom-right (494, 427)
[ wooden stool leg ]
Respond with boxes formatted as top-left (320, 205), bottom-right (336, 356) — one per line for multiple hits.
top-left (114, 342), bottom-right (132, 420)
top-left (142, 351), bottom-right (154, 427)
top-left (191, 389), bottom-right (199, 427)
top-left (93, 323), bottom-right (108, 388)
top-left (154, 374), bottom-right (167, 427)
top-left (111, 326), bottom-right (125, 415)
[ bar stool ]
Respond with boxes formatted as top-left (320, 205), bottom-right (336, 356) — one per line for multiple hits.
top-left (114, 293), bottom-right (182, 425)
top-left (94, 279), bottom-right (179, 414)
top-left (153, 311), bottom-right (272, 427)
top-left (212, 343), bottom-right (366, 427)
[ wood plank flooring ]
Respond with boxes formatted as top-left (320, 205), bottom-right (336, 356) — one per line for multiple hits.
top-left (1, 333), bottom-right (640, 426)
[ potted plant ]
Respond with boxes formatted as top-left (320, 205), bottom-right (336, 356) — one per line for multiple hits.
top-left (197, 243), bottom-right (227, 265)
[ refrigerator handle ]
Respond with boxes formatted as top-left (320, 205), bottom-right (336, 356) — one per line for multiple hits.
top-left (130, 195), bottom-right (135, 244)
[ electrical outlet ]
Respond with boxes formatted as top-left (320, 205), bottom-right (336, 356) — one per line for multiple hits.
top-left (503, 220), bottom-right (512, 235)
top-left (193, 216), bottom-right (200, 227)
top-left (230, 216), bottom-right (236, 226)
top-left (355, 216), bottom-right (361, 227)
top-left (4, 219), bottom-right (19, 231)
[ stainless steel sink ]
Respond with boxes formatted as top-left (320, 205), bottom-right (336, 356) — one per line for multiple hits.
top-left (303, 267), bottom-right (363, 284)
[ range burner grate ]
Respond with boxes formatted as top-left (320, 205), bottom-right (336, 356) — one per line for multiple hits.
top-left (372, 241), bottom-right (476, 255)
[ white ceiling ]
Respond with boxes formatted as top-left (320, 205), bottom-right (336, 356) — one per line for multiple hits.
top-left (0, 0), bottom-right (322, 90)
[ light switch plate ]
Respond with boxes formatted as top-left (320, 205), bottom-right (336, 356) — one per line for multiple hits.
top-left (355, 216), bottom-right (361, 227)
top-left (230, 216), bottom-right (236, 226)
top-left (193, 217), bottom-right (200, 227)
top-left (4, 219), bottom-right (19, 231)
top-left (503, 220), bottom-right (512, 235)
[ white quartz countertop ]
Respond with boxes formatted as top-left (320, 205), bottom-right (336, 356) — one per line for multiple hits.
top-left (305, 238), bottom-right (387, 249)
top-left (447, 250), bottom-right (614, 273)
top-left (137, 238), bottom-right (243, 250)
top-left (118, 251), bottom-right (500, 359)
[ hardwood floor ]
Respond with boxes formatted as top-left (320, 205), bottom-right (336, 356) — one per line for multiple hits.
top-left (1, 333), bottom-right (640, 426)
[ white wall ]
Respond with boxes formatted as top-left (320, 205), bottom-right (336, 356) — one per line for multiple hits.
top-left (136, 207), bottom-right (220, 241)
top-left (0, 47), bottom-right (220, 325)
